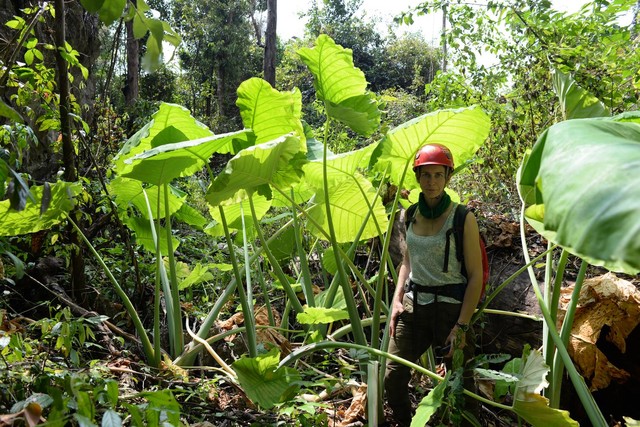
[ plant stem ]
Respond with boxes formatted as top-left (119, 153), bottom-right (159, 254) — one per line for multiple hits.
top-left (67, 217), bottom-right (156, 366)
top-left (519, 205), bottom-right (607, 426)
top-left (545, 248), bottom-right (569, 399)
top-left (249, 196), bottom-right (305, 315)
top-left (220, 205), bottom-right (257, 358)
top-left (292, 188), bottom-right (315, 307)
top-left (164, 183), bottom-right (184, 358)
top-left (319, 116), bottom-right (366, 346)
top-left (550, 259), bottom-right (588, 408)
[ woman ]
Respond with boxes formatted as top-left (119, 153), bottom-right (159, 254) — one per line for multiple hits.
top-left (385, 143), bottom-right (483, 426)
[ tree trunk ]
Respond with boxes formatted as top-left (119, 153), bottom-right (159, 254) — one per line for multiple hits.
top-left (632, 0), bottom-right (640, 39)
top-left (124, 1), bottom-right (139, 106)
top-left (263, 0), bottom-right (277, 86)
top-left (441, 3), bottom-right (447, 73)
top-left (54, 0), bottom-right (86, 303)
top-left (216, 64), bottom-right (226, 118)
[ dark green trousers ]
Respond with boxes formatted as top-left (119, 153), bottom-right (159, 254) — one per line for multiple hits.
top-left (384, 295), bottom-right (477, 425)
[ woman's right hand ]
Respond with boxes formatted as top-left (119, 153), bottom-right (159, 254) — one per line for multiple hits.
top-left (389, 297), bottom-right (404, 338)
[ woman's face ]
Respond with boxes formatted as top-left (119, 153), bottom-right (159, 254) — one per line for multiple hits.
top-left (417, 164), bottom-right (449, 199)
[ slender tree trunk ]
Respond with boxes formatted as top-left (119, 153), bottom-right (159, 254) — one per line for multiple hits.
top-left (205, 93), bottom-right (212, 117)
top-left (124, 1), bottom-right (139, 106)
top-left (263, 0), bottom-right (277, 86)
top-left (632, 0), bottom-right (640, 39)
top-left (441, 3), bottom-right (447, 73)
top-left (216, 65), bottom-right (226, 118)
top-left (54, 0), bottom-right (86, 303)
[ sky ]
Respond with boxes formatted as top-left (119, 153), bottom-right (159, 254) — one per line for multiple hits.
top-left (275, 0), bottom-right (598, 41)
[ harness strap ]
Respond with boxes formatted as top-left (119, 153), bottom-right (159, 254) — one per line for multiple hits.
top-left (443, 228), bottom-right (454, 273)
top-left (409, 280), bottom-right (466, 302)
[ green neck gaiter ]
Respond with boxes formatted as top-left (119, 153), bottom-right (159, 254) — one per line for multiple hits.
top-left (418, 191), bottom-right (451, 219)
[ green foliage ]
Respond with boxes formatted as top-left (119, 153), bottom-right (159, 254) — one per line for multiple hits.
top-left (380, 33), bottom-right (441, 95)
top-left (232, 347), bottom-right (301, 409)
top-left (518, 112), bottom-right (640, 274)
top-left (402, 0), bottom-right (640, 208)
top-left (139, 65), bottom-right (180, 103)
top-left (0, 182), bottom-right (81, 236)
top-left (81, 0), bottom-right (180, 71)
top-left (296, 307), bottom-right (349, 325)
top-left (412, 372), bottom-right (448, 427)
top-left (298, 35), bottom-right (381, 137)
top-left (171, 0), bottom-right (261, 130)
top-left (2, 0), bottom-right (638, 420)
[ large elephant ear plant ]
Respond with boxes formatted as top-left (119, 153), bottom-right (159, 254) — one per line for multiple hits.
top-left (518, 112), bottom-right (640, 274)
top-left (517, 108), bottom-right (640, 426)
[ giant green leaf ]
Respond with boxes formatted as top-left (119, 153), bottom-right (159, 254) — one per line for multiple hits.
top-left (0, 181), bottom-right (81, 236)
top-left (113, 103), bottom-right (215, 176)
top-left (269, 132), bottom-right (323, 207)
top-left (125, 217), bottom-right (179, 254)
top-left (306, 174), bottom-right (388, 243)
top-left (302, 143), bottom-right (377, 189)
top-left (552, 68), bottom-right (610, 120)
top-left (298, 35), bottom-right (380, 136)
top-left (109, 177), bottom-right (184, 220)
top-left (298, 35), bottom-right (364, 103)
top-left (236, 78), bottom-right (305, 146)
top-left (324, 95), bottom-right (380, 136)
top-left (232, 348), bottom-right (301, 409)
top-left (174, 204), bottom-right (207, 230)
top-left (371, 106), bottom-right (490, 190)
top-left (123, 129), bottom-right (252, 186)
top-left (206, 136), bottom-right (306, 207)
top-left (205, 194), bottom-right (271, 237)
top-left (517, 113), bottom-right (640, 273)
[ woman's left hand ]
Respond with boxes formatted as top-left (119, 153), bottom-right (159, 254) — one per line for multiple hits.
top-left (444, 324), bottom-right (466, 358)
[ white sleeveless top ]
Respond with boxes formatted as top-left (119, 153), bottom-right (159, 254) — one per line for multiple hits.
top-left (406, 203), bottom-right (466, 304)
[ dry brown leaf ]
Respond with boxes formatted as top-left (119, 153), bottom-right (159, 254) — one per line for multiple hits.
top-left (218, 312), bottom-right (244, 331)
top-left (0, 404), bottom-right (45, 427)
top-left (477, 378), bottom-right (496, 401)
top-left (24, 402), bottom-right (44, 427)
top-left (558, 273), bottom-right (640, 391)
top-left (331, 384), bottom-right (367, 427)
top-left (217, 307), bottom-right (292, 354)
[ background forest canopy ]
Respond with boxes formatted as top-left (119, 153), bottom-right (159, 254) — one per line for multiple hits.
top-left (0, 0), bottom-right (640, 425)
top-left (2, 0), bottom-right (639, 201)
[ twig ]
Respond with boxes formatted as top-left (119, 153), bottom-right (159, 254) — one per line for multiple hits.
top-left (185, 319), bottom-right (237, 379)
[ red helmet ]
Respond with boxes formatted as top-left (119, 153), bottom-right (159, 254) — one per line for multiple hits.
top-left (413, 143), bottom-right (454, 171)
